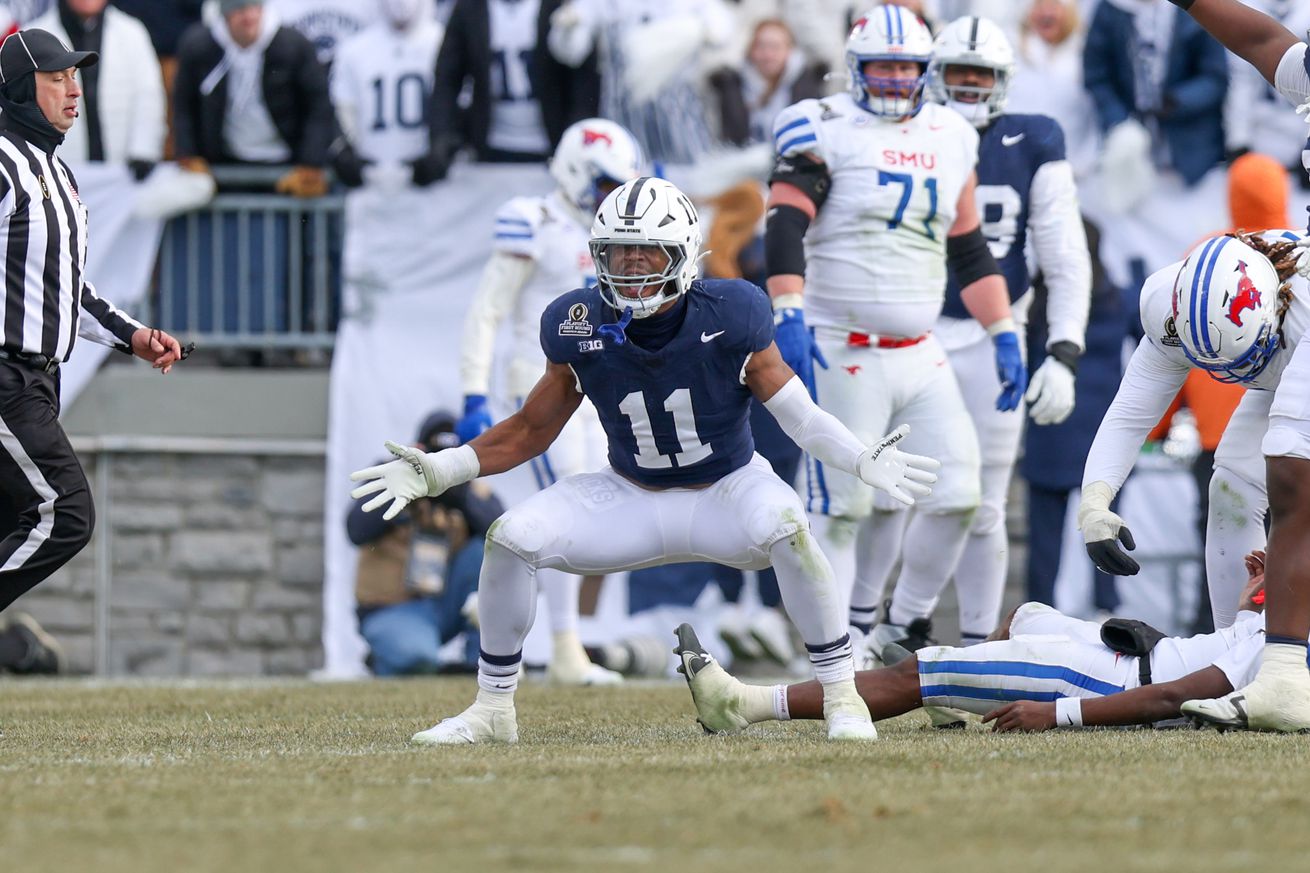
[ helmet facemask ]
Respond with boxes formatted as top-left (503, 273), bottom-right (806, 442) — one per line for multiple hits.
top-left (590, 239), bottom-right (688, 319)
top-left (929, 62), bottom-right (1010, 127)
top-left (848, 55), bottom-right (928, 118)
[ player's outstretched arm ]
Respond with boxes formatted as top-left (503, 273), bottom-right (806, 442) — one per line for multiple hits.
top-left (350, 363), bottom-right (582, 519)
top-left (746, 343), bottom-right (940, 506)
top-left (950, 174), bottom-right (1027, 412)
top-left (764, 156), bottom-right (830, 393)
top-left (1169, 0), bottom-right (1299, 85)
top-left (983, 666), bottom-right (1234, 732)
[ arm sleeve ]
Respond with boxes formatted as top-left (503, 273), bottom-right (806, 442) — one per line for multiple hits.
top-left (1081, 338), bottom-right (1190, 492)
top-left (1029, 158), bottom-right (1091, 350)
top-left (763, 376), bottom-right (865, 475)
top-left (80, 279), bottom-right (144, 347)
top-left (126, 20), bottom-right (166, 161)
top-left (460, 251), bottom-right (536, 395)
top-left (1274, 42), bottom-right (1310, 107)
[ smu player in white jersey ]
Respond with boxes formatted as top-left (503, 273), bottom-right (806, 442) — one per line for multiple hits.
top-left (675, 549), bottom-right (1280, 734)
top-left (457, 118), bottom-right (642, 686)
top-left (352, 177), bottom-right (941, 745)
top-left (764, 6), bottom-right (1025, 652)
top-left (857, 17), bottom-right (1091, 651)
top-left (1080, 232), bottom-right (1308, 624)
top-left (328, 0), bottom-right (442, 186)
top-left (1120, 0), bottom-right (1310, 731)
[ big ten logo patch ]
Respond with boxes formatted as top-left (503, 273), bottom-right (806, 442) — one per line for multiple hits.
top-left (559, 302), bottom-right (593, 336)
top-left (578, 339), bottom-right (604, 352)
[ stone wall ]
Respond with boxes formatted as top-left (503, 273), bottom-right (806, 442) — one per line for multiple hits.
top-left (14, 447), bottom-right (326, 676)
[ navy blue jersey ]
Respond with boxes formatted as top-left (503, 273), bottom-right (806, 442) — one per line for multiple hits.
top-left (539, 279), bottom-right (774, 488)
top-left (941, 113), bottom-right (1066, 320)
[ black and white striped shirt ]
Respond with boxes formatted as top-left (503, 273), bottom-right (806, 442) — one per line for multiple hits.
top-left (0, 126), bottom-right (142, 362)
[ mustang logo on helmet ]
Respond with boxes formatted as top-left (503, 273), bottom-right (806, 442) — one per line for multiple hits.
top-left (1228, 260), bottom-right (1262, 327)
top-left (582, 129), bottom-right (613, 147)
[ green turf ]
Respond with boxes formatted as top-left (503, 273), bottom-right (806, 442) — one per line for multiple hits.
top-left (2, 678), bottom-right (1308, 873)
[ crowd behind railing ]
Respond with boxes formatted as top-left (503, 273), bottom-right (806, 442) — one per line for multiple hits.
top-left (2, 0), bottom-right (1299, 671)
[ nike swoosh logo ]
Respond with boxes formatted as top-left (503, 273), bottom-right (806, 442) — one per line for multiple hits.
top-left (1002, 134), bottom-right (1025, 146)
top-left (701, 330), bottom-right (726, 343)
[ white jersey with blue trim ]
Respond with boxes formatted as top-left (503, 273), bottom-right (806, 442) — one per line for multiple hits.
top-left (330, 19), bottom-right (445, 164)
top-left (491, 191), bottom-right (596, 397)
top-left (1138, 230), bottom-right (1310, 394)
top-left (772, 95), bottom-right (979, 336)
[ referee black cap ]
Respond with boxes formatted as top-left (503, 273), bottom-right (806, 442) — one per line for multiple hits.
top-left (0, 29), bottom-right (97, 85)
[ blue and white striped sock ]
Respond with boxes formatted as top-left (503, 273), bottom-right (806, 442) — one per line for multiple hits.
top-left (477, 649), bottom-right (522, 699)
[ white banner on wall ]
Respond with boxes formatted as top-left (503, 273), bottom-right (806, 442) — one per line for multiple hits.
top-left (58, 162), bottom-right (165, 407)
top-left (319, 163), bottom-right (555, 678)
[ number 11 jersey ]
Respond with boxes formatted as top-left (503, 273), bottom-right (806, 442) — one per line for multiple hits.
top-left (540, 279), bottom-right (774, 489)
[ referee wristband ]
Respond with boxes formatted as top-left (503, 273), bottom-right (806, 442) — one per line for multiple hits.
top-left (1055, 697), bottom-right (1084, 728)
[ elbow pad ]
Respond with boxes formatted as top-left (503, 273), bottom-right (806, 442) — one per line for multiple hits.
top-left (947, 227), bottom-right (1001, 289)
top-left (765, 204), bottom-right (811, 279)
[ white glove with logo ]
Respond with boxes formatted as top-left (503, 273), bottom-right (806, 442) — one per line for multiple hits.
top-left (1077, 480), bottom-right (1139, 576)
top-left (349, 442), bottom-right (480, 521)
top-left (1025, 357), bottom-right (1077, 426)
top-left (856, 424), bottom-right (941, 507)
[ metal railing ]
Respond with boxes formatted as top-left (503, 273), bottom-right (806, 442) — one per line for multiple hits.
top-left (144, 165), bottom-right (344, 350)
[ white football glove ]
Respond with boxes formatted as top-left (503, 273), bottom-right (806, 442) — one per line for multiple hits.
top-left (1077, 481), bottom-right (1139, 576)
top-left (349, 442), bottom-right (479, 521)
top-left (855, 424), bottom-right (941, 507)
top-left (1294, 233), bottom-right (1310, 280)
top-left (1025, 357), bottom-right (1076, 426)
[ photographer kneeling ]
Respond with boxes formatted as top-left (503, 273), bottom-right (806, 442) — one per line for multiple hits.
top-left (347, 412), bottom-right (504, 675)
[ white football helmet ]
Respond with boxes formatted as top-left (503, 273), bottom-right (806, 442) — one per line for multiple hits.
top-left (550, 119), bottom-right (643, 216)
top-left (927, 16), bottom-right (1015, 128)
top-left (1172, 235), bottom-right (1283, 383)
top-left (590, 177), bottom-right (702, 319)
top-left (845, 5), bottom-right (934, 118)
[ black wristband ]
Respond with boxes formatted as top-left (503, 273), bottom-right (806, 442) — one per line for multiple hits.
top-left (765, 204), bottom-right (811, 278)
top-left (1048, 340), bottom-right (1082, 374)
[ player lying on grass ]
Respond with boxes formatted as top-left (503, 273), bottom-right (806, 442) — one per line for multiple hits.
top-left (676, 551), bottom-right (1282, 732)
top-left (351, 177), bottom-right (941, 744)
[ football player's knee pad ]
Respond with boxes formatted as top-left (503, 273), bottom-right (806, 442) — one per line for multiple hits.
top-left (1208, 464), bottom-right (1268, 517)
top-left (745, 495), bottom-right (808, 551)
top-left (970, 496), bottom-right (1006, 537)
top-left (486, 508), bottom-right (559, 567)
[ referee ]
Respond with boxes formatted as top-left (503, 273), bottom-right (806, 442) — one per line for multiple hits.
top-left (0, 29), bottom-right (186, 672)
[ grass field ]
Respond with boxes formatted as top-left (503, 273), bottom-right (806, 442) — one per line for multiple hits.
top-left (3, 678), bottom-right (1309, 873)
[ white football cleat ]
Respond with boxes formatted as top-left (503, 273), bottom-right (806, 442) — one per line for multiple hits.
top-left (823, 682), bottom-right (877, 742)
top-left (674, 623), bottom-right (752, 733)
top-left (1182, 648), bottom-right (1310, 733)
top-left (546, 631), bottom-right (625, 686)
top-left (411, 702), bottom-right (518, 745)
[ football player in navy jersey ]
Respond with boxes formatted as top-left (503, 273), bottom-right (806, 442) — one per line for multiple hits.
top-left (1149, 0), bottom-right (1310, 732)
top-left (351, 177), bottom-right (942, 745)
top-left (859, 16), bottom-right (1091, 658)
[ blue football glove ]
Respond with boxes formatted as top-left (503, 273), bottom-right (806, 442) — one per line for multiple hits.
top-left (774, 307), bottom-right (828, 394)
top-left (992, 331), bottom-right (1027, 412)
top-left (456, 394), bottom-right (493, 444)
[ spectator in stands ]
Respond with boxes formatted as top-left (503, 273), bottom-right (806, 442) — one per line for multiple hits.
top-left (709, 19), bottom-right (827, 149)
top-left (1022, 221), bottom-right (1127, 614)
top-left (111, 0), bottom-right (203, 157)
top-left (173, 0), bottom-right (334, 198)
top-left (268, 0), bottom-right (373, 66)
top-left (1221, 0), bottom-right (1310, 188)
top-left (547, 0), bottom-right (733, 166)
top-left (328, 0), bottom-right (445, 189)
top-left (1083, 0), bottom-right (1228, 196)
top-left (1008, 0), bottom-right (1100, 181)
top-left (347, 411), bottom-right (504, 675)
top-left (29, 0), bottom-right (166, 177)
top-left (427, 0), bottom-right (598, 177)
